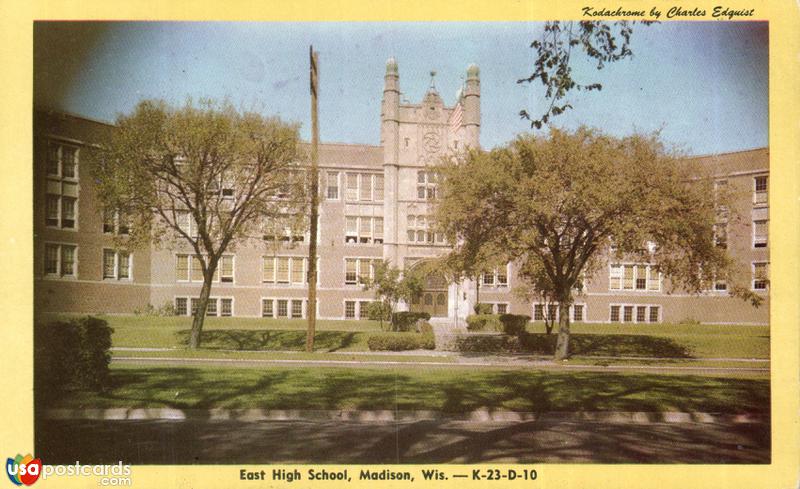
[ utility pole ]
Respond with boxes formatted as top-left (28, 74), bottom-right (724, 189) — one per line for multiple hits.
top-left (306, 46), bottom-right (320, 352)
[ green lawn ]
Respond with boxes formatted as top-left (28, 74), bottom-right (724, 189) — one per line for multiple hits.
top-left (50, 364), bottom-right (770, 414)
top-left (111, 349), bottom-right (453, 364)
top-left (37, 314), bottom-right (769, 358)
top-left (525, 322), bottom-right (770, 359)
top-left (37, 314), bottom-right (382, 352)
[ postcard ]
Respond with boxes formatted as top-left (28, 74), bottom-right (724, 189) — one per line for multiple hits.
top-left (1, 1), bottom-right (798, 488)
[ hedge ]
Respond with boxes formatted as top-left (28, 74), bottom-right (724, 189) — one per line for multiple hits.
top-left (466, 314), bottom-right (503, 332)
top-left (391, 311), bottom-right (431, 332)
top-left (499, 314), bottom-right (531, 336)
top-left (34, 316), bottom-right (114, 401)
top-left (367, 332), bottom-right (435, 351)
top-left (454, 334), bottom-right (521, 353)
top-left (473, 303), bottom-right (494, 315)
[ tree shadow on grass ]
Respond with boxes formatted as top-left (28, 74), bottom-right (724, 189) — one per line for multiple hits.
top-left (520, 333), bottom-right (692, 358)
top-left (174, 329), bottom-right (360, 352)
top-left (37, 367), bottom-right (770, 464)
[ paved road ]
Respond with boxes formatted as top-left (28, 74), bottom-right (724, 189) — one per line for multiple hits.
top-left (37, 417), bottom-right (769, 464)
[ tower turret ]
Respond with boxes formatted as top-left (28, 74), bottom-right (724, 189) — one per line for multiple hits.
top-left (381, 57), bottom-right (401, 263)
top-left (463, 63), bottom-right (480, 148)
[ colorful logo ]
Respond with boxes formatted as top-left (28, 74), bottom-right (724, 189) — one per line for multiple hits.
top-left (6, 455), bottom-right (41, 486)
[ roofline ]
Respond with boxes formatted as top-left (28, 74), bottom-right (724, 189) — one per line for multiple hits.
top-left (683, 146), bottom-right (768, 160)
top-left (35, 107), bottom-right (382, 149)
top-left (34, 105), bottom-right (117, 128)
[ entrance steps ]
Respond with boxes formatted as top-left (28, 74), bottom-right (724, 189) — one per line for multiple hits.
top-left (428, 317), bottom-right (467, 351)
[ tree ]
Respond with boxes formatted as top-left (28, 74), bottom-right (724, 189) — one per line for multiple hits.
top-left (519, 21), bottom-right (653, 129)
top-left (433, 127), bottom-right (761, 360)
top-left (363, 260), bottom-right (424, 330)
top-left (94, 99), bottom-right (305, 348)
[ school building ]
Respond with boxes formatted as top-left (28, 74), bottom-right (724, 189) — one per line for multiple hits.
top-left (33, 59), bottom-right (769, 325)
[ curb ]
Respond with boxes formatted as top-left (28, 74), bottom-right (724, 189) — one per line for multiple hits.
top-left (43, 408), bottom-right (767, 424)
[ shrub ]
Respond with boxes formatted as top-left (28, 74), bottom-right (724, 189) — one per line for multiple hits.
top-left (465, 314), bottom-right (503, 332)
top-left (678, 318), bottom-right (702, 327)
top-left (454, 334), bottom-right (520, 353)
top-left (367, 332), bottom-right (435, 351)
top-left (391, 311), bottom-right (431, 332)
top-left (499, 314), bottom-right (531, 336)
top-left (34, 316), bottom-right (114, 402)
top-left (474, 303), bottom-right (494, 315)
top-left (416, 322), bottom-right (434, 335)
top-left (134, 302), bottom-right (175, 317)
top-left (366, 301), bottom-right (391, 322)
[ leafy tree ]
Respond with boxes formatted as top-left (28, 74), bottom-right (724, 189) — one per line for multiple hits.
top-left (94, 99), bottom-right (305, 348)
top-left (363, 260), bottom-right (424, 330)
top-left (519, 21), bottom-right (653, 129)
top-left (433, 127), bottom-right (761, 359)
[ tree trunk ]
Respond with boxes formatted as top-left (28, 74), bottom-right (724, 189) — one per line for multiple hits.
top-left (188, 272), bottom-right (215, 349)
top-left (553, 301), bottom-right (572, 360)
top-left (475, 274), bottom-right (480, 309)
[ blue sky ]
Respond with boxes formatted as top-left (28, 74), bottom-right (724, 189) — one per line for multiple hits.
top-left (34, 21), bottom-right (767, 155)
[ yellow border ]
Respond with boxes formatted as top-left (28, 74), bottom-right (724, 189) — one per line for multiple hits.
top-left (2, 1), bottom-right (798, 488)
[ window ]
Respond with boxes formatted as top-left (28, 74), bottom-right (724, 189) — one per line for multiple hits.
top-left (262, 214), bottom-right (307, 242)
top-left (610, 304), bottom-right (660, 323)
top-left (407, 215), bottom-right (442, 244)
top-left (753, 175), bottom-right (768, 205)
top-left (359, 174), bottom-right (372, 201)
top-left (175, 298), bottom-right (188, 316)
top-left (326, 171), bottom-right (339, 200)
top-left (609, 264), bottom-right (660, 291)
top-left (220, 298), bottom-right (232, 317)
top-left (623, 306), bottom-right (634, 322)
top-left (103, 209), bottom-right (130, 235)
top-left (277, 299), bottom-right (289, 318)
top-left (102, 249), bottom-right (131, 280)
top-left (374, 175), bottom-right (384, 201)
top-left (356, 301), bottom-right (371, 319)
top-left (345, 301), bottom-right (357, 319)
top-left (573, 304), bottom-right (584, 322)
top-left (753, 262), bottom-right (769, 290)
top-left (713, 279), bottom-right (728, 292)
top-left (714, 223), bottom-right (727, 249)
top-left (46, 142), bottom-right (78, 179)
top-left (206, 299), bottom-right (218, 316)
top-left (175, 297), bottom-right (232, 317)
top-left (753, 220), bottom-right (768, 248)
top-left (416, 171), bottom-right (438, 201)
top-left (262, 299), bottom-right (274, 317)
top-left (610, 305), bottom-right (620, 322)
top-left (44, 144), bottom-right (79, 229)
top-left (344, 216), bottom-right (384, 244)
top-left (176, 254), bottom-right (234, 283)
top-left (345, 258), bottom-right (375, 285)
top-left (344, 172), bottom-right (383, 202)
top-left (291, 300), bottom-right (303, 318)
top-left (480, 267), bottom-right (509, 287)
top-left (263, 256), bottom-right (307, 285)
top-left (176, 210), bottom-right (199, 238)
top-left (648, 306), bottom-right (660, 323)
top-left (220, 255), bottom-right (234, 283)
top-left (44, 243), bottom-right (77, 277)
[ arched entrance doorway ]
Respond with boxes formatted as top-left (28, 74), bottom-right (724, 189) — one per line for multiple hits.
top-left (409, 268), bottom-right (449, 318)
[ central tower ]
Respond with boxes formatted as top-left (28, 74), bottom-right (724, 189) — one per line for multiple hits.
top-left (380, 58), bottom-right (481, 320)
